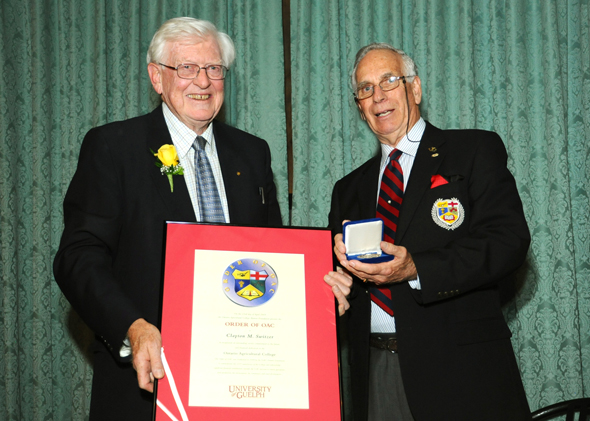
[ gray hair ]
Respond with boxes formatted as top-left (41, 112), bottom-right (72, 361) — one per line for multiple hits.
top-left (146, 17), bottom-right (236, 67)
top-left (351, 43), bottom-right (418, 91)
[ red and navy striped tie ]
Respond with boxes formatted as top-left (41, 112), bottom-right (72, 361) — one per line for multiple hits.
top-left (371, 149), bottom-right (404, 316)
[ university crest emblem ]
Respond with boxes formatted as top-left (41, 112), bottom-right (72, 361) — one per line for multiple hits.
top-left (431, 198), bottom-right (465, 230)
top-left (222, 259), bottom-right (278, 307)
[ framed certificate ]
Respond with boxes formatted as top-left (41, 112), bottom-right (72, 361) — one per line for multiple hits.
top-left (154, 222), bottom-right (341, 420)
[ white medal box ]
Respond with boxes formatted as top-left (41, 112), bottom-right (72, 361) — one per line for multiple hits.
top-left (342, 218), bottom-right (394, 263)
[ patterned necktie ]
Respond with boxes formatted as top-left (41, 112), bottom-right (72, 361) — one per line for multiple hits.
top-left (371, 148), bottom-right (404, 316)
top-left (193, 136), bottom-right (225, 223)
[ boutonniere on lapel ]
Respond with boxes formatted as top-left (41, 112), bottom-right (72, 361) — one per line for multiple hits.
top-left (150, 145), bottom-right (184, 192)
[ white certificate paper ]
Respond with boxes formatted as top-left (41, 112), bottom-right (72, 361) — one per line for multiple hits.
top-left (188, 250), bottom-right (308, 409)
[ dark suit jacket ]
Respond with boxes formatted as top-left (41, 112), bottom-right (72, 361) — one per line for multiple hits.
top-left (53, 106), bottom-right (282, 419)
top-left (329, 122), bottom-right (531, 420)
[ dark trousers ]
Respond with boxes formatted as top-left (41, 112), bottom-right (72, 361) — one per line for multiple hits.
top-left (368, 347), bottom-right (414, 421)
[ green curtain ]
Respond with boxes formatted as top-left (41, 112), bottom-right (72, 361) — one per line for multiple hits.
top-left (290, 0), bottom-right (590, 413)
top-left (0, 1), bottom-right (286, 419)
top-left (2, 0), bottom-right (590, 419)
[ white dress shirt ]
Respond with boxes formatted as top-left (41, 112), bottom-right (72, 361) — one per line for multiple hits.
top-left (371, 117), bottom-right (425, 333)
top-left (162, 103), bottom-right (230, 223)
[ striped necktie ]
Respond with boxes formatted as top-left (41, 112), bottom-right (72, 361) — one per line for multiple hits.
top-left (193, 136), bottom-right (225, 223)
top-left (371, 148), bottom-right (404, 316)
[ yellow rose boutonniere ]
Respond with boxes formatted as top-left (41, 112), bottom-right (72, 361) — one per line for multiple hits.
top-left (151, 145), bottom-right (184, 192)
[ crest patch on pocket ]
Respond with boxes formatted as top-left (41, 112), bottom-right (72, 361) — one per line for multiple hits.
top-left (431, 198), bottom-right (464, 230)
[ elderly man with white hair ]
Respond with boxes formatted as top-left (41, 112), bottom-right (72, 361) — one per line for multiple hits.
top-left (54, 17), bottom-right (281, 419)
top-left (324, 43), bottom-right (531, 420)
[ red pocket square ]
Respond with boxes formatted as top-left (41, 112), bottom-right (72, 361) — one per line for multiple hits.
top-left (431, 175), bottom-right (449, 189)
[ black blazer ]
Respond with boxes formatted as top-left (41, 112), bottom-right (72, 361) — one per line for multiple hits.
top-left (53, 106), bottom-right (282, 418)
top-left (330, 122), bottom-right (531, 420)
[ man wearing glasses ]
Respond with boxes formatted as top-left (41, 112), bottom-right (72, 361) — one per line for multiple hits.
top-left (324, 43), bottom-right (531, 420)
top-left (54, 17), bottom-right (281, 419)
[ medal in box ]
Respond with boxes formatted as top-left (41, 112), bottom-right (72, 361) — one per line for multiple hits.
top-left (342, 218), bottom-right (394, 263)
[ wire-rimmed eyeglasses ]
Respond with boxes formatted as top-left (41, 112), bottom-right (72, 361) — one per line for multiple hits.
top-left (354, 75), bottom-right (415, 100)
top-left (159, 63), bottom-right (228, 80)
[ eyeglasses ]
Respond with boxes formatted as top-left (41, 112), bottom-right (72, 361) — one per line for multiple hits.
top-left (355, 75), bottom-right (414, 100)
top-left (159, 63), bottom-right (228, 80)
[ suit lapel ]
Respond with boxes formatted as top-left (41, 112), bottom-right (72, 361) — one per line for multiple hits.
top-left (146, 106), bottom-right (196, 222)
top-left (212, 121), bottom-right (239, 221)
top-left (396, 123), bottom-right (445, 244)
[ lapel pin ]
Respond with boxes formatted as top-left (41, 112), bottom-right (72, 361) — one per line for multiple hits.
top-left (237, 171), bottom-right (241, 176)
top-left (428, 147), bottom-right (437, 152)
top-left (432, 153), bottom-right (439, 157)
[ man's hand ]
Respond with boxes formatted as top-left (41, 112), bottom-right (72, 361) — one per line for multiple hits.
top-left (334, 233), bottom-right (418, 285)
top-left (324, 266), bottom-right (353, 316)
top-left (127, 318), bottom-right (164, 393)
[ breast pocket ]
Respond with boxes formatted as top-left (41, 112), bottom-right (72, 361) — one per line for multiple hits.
top-left (225, 172), bottom-right (270, 225)
top-left (427, 181), bottom-right (469, 233)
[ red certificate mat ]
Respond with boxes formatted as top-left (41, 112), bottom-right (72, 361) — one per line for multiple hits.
top-left (154, 222), bottom-right (341, 420)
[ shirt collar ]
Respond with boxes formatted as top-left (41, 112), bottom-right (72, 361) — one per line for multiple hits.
top-left (380, 117), bottom-right (425, 163)
top-left (161, 103), bottom-right (215, 158)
